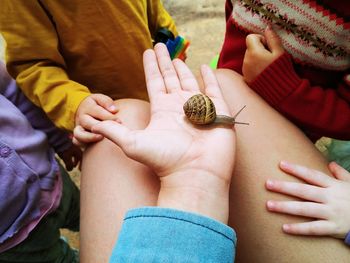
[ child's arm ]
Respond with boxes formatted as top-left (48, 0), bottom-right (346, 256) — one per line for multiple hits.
top-left (147, 0), bottom-right (178, 39)
top-left (242, 27), bottom-right (350, 140)
top-left (265, 161), bottom-right (350, 245)
top-left (0, 1), bottom-right (116, 132)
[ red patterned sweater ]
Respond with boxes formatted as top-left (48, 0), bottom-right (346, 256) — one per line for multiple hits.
top-left (218, 0), bottom-right (350, 141)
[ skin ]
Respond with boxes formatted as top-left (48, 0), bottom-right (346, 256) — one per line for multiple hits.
top-left (77, 44), bottom-right (350, 262)
top-left (57, 144), bottom-right (82, 171)
top-left (266, 161), bottom-right (350, 239)
top-left (78, 43), bottom-right (236, 262)
top-left (74, 93), bottom-right (119, 145)
top-left (242, 26), bottom-right (285, 83)
top-left (215, 68), bottom-right (350, 262)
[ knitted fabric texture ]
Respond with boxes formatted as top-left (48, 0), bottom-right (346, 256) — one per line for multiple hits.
top-left (229, 0), bottom-right (350, 71)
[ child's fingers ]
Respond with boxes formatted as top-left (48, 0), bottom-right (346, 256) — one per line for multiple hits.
top-left (143, 48), bottom-right (166, 100)
top-left (329, 161), bottom-right (350, 182)
top-left (91, 120), bottom-right (135, 154)
top-left (93, 94), bottom-right (117, 113)
top-left (73, 125), bottom-right (103, 144)
top-left (200, 64), bottom-right (230, 115)
top-left (266, 200), bottom-right (328, 219)
top-left (200, 65), bottom-right (221, 97)
top-left (154, 43), bottom-right (181, 94)
top-left (245, 34), bottom-right (266, 51)
top-left (279, 161), bottom-right (332, 187)
top-left (172, 58), bottom-right (200, 92)
top-left (79, 114), bottom-right (101, 131)
top-left (266, 179), bottom-right (325, 203)
top-left (282, 220), bottom-right (335, 236)
top-left (78, 108), bottom-right (118, 131)
top-left (264, 26), bottom-right (284, 54)
top-left (90, 105), bottom-right (118, 122)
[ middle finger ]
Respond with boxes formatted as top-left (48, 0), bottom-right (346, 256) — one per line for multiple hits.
top-left (154, 43), bottom-right (181, 93)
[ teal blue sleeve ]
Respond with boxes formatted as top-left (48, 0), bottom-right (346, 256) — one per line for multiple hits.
top-left (110, 207), bottom-right (236, 262)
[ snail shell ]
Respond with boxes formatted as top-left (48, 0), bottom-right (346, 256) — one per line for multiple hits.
top-left (183, 94), bottom-right (216, 125)
top-left (183, 94), bottom-right (249, 126)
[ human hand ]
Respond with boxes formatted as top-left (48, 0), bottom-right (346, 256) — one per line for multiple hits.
top-left (57, 143), bottom-right (83, 171)
top-left (242, 26), bottom-right (285, 83)
top-left (92, 43), bottom-right (236, 223)
top-left (74, 94), bottom-right (118, 146)
top-left (266, 161), bottom-right (350, 239)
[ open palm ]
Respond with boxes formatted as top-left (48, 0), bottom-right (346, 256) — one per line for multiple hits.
top-left (92, 44), bottom-right (236, 184)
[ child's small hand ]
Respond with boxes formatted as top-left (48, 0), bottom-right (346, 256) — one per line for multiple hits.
top-left (57, 144), bottom-right (83, 171)
top-left (74, 94), bottom-right (118, 145)
top-left (266, 161), bottom-right (350, 239)
top-left (242, 26), bottom-right (285, 83)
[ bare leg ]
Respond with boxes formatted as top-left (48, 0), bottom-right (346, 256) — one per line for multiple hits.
top-left (79, 99), bottom-right (159, 263)
top-left (215, 69), bottom-right (350, 262)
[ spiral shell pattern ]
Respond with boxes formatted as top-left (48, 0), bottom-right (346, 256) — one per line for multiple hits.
top-left (183, 94), bottom-right (216, 125)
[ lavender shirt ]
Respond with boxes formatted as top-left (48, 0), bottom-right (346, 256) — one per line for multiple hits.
top-left (0, 64), bottom-right (71, 251)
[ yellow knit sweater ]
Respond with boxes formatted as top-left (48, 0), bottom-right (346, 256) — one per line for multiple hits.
top-left (0, 0), bottom-right (177, 131)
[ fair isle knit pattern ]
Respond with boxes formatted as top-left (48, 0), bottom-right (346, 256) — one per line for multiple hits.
top-left (230, 0), bottom-right (350, 71)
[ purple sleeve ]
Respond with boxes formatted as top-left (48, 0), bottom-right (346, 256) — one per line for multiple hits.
top-left (345, 232), bottom-right (350, 246)
top-left (0, 65), bottom-right (72, 153)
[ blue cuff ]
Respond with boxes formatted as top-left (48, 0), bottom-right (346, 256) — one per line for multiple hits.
top-left (110, 207), bottom-right (236, 262)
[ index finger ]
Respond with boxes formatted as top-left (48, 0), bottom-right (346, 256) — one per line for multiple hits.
top-left (143, 48), bottom-right (166, 101)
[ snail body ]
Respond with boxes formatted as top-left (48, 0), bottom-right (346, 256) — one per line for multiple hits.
top-left (183, 94), bottom-right (249, 126)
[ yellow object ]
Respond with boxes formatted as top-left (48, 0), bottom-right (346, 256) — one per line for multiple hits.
top-left (0, 0), bottom-right (177, 131)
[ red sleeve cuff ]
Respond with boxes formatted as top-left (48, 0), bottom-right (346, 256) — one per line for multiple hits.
top-left (250, 53), bottom-right (302, 106)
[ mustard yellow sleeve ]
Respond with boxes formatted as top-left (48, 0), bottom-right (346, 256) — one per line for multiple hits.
top-left (0, 1), bottom-right (90, 131)
top-left (147, 0), bottom-right (178, 38)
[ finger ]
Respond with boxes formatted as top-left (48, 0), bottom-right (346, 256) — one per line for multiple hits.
top-left (265, 179), bottom-right (325, 203)
top-left (264, 26), bottom-right (284, 54)
top-left (72, 136), bottom-right (86, 148)
top-left (172, 58), bottom-right (199, 92)
top-left (200, 64), bottom-right (230, 115)
top-left (200, 64), bottom-right (223, 98)
top-left (89, 105), bottom-right (118, 123)
top-left (91, 120), bottom-right (135, 154)
top-left (64, 160), bottom-right (73, 171)
top-left (72, 151), bottom-right (82, 167)
top-left (279, 161), bottom-right (332, 187)
top-left (73, 125), bottom-right (103, 144)
top-left (154, 43), bottom-right (181, 93)
top-left (266, 200), bottom-right (329, 219)
top-left (282, 220), bottom-right (335, 236)
top-left (92, 94), bottom-right (118, 113)
top-left (245, 34), bottom-right (266, 51)
top-left (329, 161), bottom-right (350, 181)
top-left (143, 48), bottom-right (166, 101)
top-left (79, 114), bottom-right (102, 131)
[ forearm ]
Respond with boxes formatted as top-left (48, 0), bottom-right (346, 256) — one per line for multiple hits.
top-left (1, 1), bottom-right (91, 131)
top-left (250, 53), bottom-right (350, 140)
top-left (15, 62), bottom-right (90, 131)
top-left (110, 207), bottom-right (236, 263)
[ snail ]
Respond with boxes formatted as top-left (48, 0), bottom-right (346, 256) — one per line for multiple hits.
top-left (183, 94), bottom-right (249, 126)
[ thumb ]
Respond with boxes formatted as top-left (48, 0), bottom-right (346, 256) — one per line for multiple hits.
top-left (92, 120), bottom-right (135, 154)
top-left (245, 34), bottom-right (266, 51)
top-left (92, 94), bottom-right (118, 113)
top-left (264, 26), bottom-right (284, 54)
top-left (328, 162), bottom-right (350, 182)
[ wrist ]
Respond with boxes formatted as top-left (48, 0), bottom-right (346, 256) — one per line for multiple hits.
top-left (157, 170), bottom-right (231, 223)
